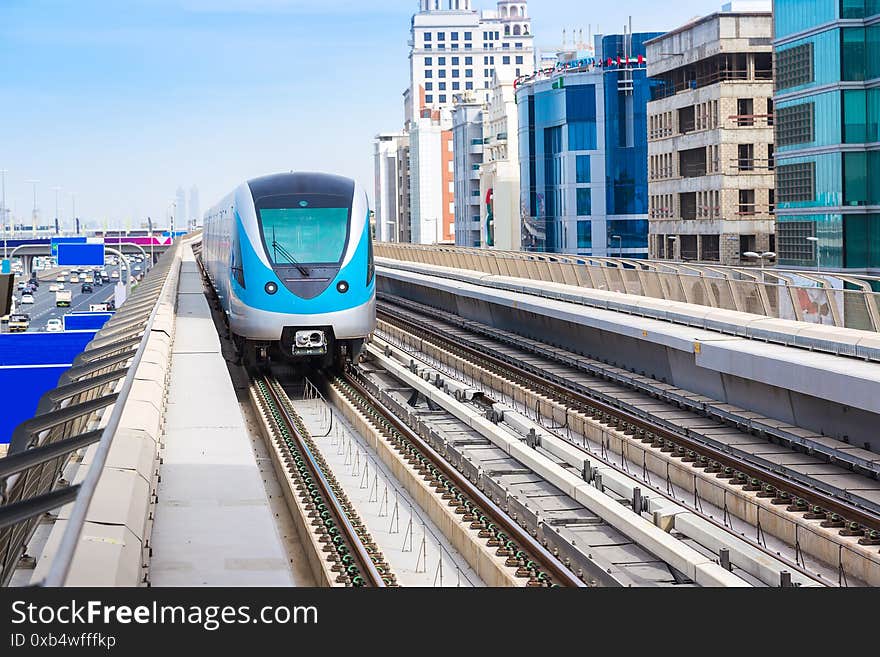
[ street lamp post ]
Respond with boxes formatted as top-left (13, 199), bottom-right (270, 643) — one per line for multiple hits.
top-left (25, 179), bottom-right (39, 235)
top-left (806, 236), bottom-right (820, 274)
top-left (52, 186), bottom-right (62, 235)
top-left (742, 251), bottom-right (776, 279)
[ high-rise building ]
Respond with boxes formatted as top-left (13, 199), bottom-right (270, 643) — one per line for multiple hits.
top-left (407, 1), bottom-right (535, 244)
top-left (373, 132), bottom-right (411, 242)
top-left (189, 186), bottom-right (200, 229)
top-left (773, 0), bottom-right (880, 271)
top-left (452, 99), bottom-right (484, 247)
top-left (646, 4), bottom-right (775, 265)
top-left (517, 33), bottom-right (661, 255)
top-left (174, 187), bottom-right (187, 234)
top-left (409, 110), bottom-right (453, 244)
top-left (480, 66), bottom-right (523, 250)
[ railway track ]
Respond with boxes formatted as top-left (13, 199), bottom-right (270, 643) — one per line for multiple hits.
top-left (250, 373), bottom-right (394, 587)
top-left (330, 370), bottom-right (587, 587)
top-left (375, 296), bottom-right (880, 584)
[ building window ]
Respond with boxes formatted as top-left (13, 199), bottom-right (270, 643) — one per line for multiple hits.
top-left (425, 70), bottom-right (433, 79)
top-left (841, 27), bottom-right (868, 81)
top-left (700, 235), bottom-right (720, 262)
top-left (577, 221), bottom-right (592, 248)
top-left (776, 102), bottom-right (814, 146)
top-left (424, 33), bottom-right (432, 41)
top-left (503, 56), bottom-right (511, 65)
top-left (516, 56), bottom-right (524, 65)
top-left (738, 144), bottom-right (755, 171)
top-left (437, 32), bottom-right (445, 41)
top-left (464, 43), bottom-right (472, 49)
top-left (425, 94), bottom-right (434, 103)
top-left (777, 162), bottom-right (816, 202)
top-left (451, 32), bottom-right (459, 41)
top-left (515, 42), bottom-right (523, 49)
top-left (775, 42), bottom-right (814, 91)
top-left (439, 94), bottom-right (447, 103)
top-left (777, 220), bottom-right (817, 263)
top-left (503, 42), bottom-right (510, 49)
top-left (465, 56), bottom-right (472, 65)
top-left (452, 82), bottom-right (460, 90)
top-left (768, 144), bottom-right (775, 170)
top-left (576, 155), bottom-right (590, 183)
top-left (680, 235), bottom-right (698, 260)
top-left (465, 69), bottom-right (473, 78)
top-left (452, 57), bottom-right (459, 65)
top-left (568, 122), bottom-right (596, 150)
top-left (738, 189), bottom-right (756, 215)
top-left (438, 82), bottom-right (446, 90)
top-left (425, 82), bottom-right (433, 91)
top-left (438, 70), bottom-right (446, 78)
top-left (466, 82), bottom-right (474, 90)
top-left (425, 57), bottom-right (433, 66)
top-left (452, 69), bottom-right (460, 78)
top-left (438, 57), bottom-right (446, 65)
top-left (576, 189), bottom-right (592, 216)
top-left (425, 45), bottom-right (432, 50)
top-left (464, 32), bottom-right (472, 41)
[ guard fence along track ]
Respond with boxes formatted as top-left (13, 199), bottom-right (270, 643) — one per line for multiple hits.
top-left (250, 374), bottom-right (393, 587)
top-left (376, 298), bottom-right (880, 558)
top-left (332, 369), bottom-right (587, 588)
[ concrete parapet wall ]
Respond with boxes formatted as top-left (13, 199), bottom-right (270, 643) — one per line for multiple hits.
top-left (28, 242), bottom-right (183, 587)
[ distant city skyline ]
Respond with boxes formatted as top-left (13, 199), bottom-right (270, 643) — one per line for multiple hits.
top-left (0, 0), bottom-right (720, 229)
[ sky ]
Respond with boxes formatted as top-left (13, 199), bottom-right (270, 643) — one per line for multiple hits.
top-left (0, 0), bottom-right (721, 230)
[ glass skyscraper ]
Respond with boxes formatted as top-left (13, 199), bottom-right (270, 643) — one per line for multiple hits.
top-left (774, 0), bottom-right (880, 271)
top-left (516, 33), bottom-right (661, 255)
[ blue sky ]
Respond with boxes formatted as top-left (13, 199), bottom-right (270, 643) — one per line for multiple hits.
top-left (0, 0), bottom-right (720, 229)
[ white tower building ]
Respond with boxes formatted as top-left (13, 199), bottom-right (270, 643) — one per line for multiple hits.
top-left (406, 1), bottom-right (535, 244)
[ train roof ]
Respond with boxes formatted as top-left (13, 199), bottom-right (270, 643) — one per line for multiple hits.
top-left (247, 172), bottom-right (355, 201)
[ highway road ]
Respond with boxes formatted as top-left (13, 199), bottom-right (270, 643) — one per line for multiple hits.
top-left (4, 262), bottom-right (143, 333)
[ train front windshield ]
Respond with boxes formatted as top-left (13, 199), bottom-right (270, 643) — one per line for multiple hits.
top-left (258, 199), bottom-right (350, 266)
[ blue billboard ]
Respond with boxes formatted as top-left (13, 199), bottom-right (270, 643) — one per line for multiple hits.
top-left (50, 236), bottom-right (87, 257)
top-left (0, 331), bottom-right (98, 444)
top-left (63, 312), bottom-right (113, 331)
top-left (57, 243), bottom-right (105, 266)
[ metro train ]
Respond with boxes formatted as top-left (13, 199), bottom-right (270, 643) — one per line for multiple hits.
top-left (202, 172), bottom-right (376, 367)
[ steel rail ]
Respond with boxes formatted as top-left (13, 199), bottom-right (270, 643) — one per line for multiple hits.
top-left (260, 376), bottom-right (387, 588)
top-left (341, 368), bottom-right (588, 587)
top-left (377, 303), bottom-right (880, 537)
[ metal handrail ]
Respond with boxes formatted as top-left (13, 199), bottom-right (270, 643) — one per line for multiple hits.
top-left (0, 240), bottom-right (180, 586)
top-left (41, 243), bottom-right (178, 586)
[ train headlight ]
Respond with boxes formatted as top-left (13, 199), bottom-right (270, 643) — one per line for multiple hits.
top-left (265, 281), bottom-right (278, 295)
top-left (336, 280), bottom-right (349, 294)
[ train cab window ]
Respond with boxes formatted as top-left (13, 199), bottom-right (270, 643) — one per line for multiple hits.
top-left (257, 199), bottom-right (351, 266)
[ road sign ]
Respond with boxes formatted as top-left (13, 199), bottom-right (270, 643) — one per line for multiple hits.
top-left (57, 243), bottom-right (105, 266)
top-left (50, 236), bottom-right (87, 257)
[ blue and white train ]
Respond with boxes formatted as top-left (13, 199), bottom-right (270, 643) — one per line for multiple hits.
top-left (202, 172), bottom-right (376, 367)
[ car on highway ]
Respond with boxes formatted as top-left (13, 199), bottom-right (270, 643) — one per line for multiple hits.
top-left (70, 274), bottom-right (80, 283)
top-left (111, 271), bottom-right (119, 279)
top-left (46, 318), bottom-right (63, 333)
top-left (49, 283), bottom-right (61, 292)
top-left (56, 274), bottom-right (66, 282)
top-left (20, 294), bottom-right (34, 305)
top-left (81, 283), bottom-right (93, 293)
top-left (17, 281), bottom-right (26, 291)
top-left (8, 313), bottom-right (30, 332)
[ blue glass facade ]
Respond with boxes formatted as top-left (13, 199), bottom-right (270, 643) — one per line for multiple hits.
top-left (517, 32), bottom-right (661, 255)
top-left (774, 0), bottom-right (880, 270)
